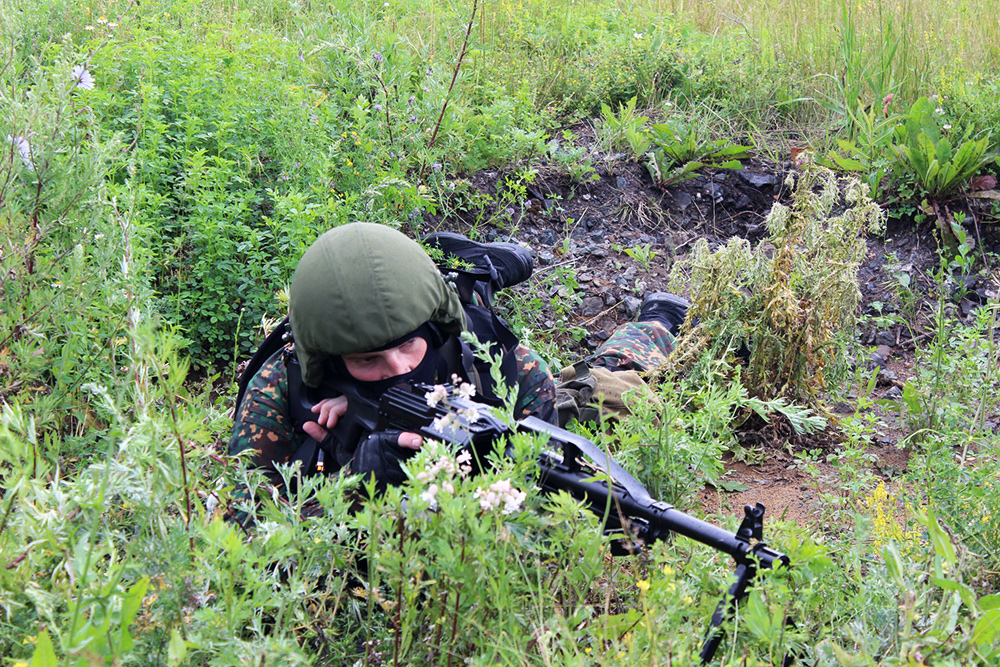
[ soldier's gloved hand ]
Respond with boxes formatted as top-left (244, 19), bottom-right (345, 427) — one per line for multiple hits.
top-left (352, 430), bottom-right (423, 495)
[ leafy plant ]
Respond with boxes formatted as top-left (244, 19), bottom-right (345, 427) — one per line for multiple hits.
top-left (889, 96), bottom-right (996, 200)
top-left (548, 130), bottom-right (599, 184)
top-left (613, 242), bottom-right (659, 272)
top-left (826, 98), bottom-right (899, 199)
top-left (645, 118), bottom-right (750, 187)
top-left (597, 95), bottom-right (650, 156)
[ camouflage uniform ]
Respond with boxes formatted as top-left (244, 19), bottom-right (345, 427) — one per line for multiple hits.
top-left (228, 343), bottom-right (556, 488)
top-left (589, 321), bottom-right (675, 372)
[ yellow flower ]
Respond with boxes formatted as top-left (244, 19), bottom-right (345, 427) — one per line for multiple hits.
top-left (662, 564), bottom-right (674, 577)
top-left (636, 578), bottom-right (650, 593)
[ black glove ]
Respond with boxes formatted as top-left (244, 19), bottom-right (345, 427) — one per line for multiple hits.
top-left (351, 431), bottom-right (414, 495)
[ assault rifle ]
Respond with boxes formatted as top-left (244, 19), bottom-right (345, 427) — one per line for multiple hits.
top-left (318, 381), bottom-right (790, 664)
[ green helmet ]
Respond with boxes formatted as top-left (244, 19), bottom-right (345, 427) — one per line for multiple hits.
top-left (289, 223), bottom-right (467, 387)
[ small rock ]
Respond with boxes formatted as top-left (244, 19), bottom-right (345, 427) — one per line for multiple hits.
top-left (578, 272), bottom-right (594, 283)
top-left (739, 171), bottom-right (777, 189)
top-left (593, 330), bottom-right (610, 341)
top-left (868, 344), bottom-right (892, 369)
top-left (874, 331), bottom-right (895, 346)
top-left (617, 176), bottom-right (629, 189)
top-left (883, 386), bottom-right (903, 400)
top-left (705, 182), bottom-right (724, 202)
top-left (581, 193), bottom-right (592, 201)
top-left (537, 229), bottom-right (558, 246)
top-left (580, 296), bottom-right (604, 317)
top-left (622, 266), bottom-right (638, 281)
top-left (673, 191), bottom-right (693, 211)
top-left (603, 293), bottom-right (617, 306)
top-left (620, 296), bottom-right (641, 318)
top-left (589, 231), bottom-right (606, 244)
top-left (879, 368), bottom-right (898, 385)
top-left (735, 194), bottom-right (752, 209)
top-left (589, 245), bottom-right (607, 258)
top-left (570, 226), bottom-right (588, 240)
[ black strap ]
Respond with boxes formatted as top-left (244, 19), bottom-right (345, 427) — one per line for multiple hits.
top-left (234, 317), bottom-right (291, 416)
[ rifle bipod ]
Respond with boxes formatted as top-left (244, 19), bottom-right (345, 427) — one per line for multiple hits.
top-left (699, 503), bottom-right (794, 665)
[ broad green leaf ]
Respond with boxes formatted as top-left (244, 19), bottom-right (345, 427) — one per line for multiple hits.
top-left (930, 577), bottom-right (977, 609)
top-left (830, 152), bottom-right (865, 171)
top-left (168, 628), bottom-right (189, 666)
top-left (883, 542), bottom-right (907, 587)
top-left (974, 610), bottom-right (1000, 647)
top-left (30, 629), bottom-right (58, 667)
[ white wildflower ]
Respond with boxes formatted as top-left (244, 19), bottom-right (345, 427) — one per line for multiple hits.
top-left (97, 16), bottom-right (108, 24)
top-left (474, 478), bottom-right (526, 515)
top-left (420, 483), bottom-right (440, 509)
top-left (454, 381), bottom-right (476, 399)
top-left (85, 25), bottom-right (95, 30)
top-left (71, 64), bottom-right (95, 90)
top-left (943, 124), bottom-right (952, 131)
top-left (431, 413), bottom-right (458, 434)
top-left (459, 405), bottom-right (481, 422)
top-left (7, 134), bottom-right (34, 170)
top-left (425, 384), bottom-right (448, 407)
top-left (474, 486), bottom-right (500, 512)
top-left (456, 449), bottom-right (473, 476)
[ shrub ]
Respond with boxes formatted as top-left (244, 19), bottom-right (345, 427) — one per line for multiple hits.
top-left (0, 49), bottom-right (140, 448)
top-left (668, 162), bottom-right (884, 407)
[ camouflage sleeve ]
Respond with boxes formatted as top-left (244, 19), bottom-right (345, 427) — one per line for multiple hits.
top-left (228, 349), bottom-right (304, 489)
top-left (512, 345), bottom-right (558, 424)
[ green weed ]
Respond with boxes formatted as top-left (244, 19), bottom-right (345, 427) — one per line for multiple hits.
top-left (669, 162), bottom-right (884, 408)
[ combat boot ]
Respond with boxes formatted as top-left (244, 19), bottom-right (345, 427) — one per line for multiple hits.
top-left (637, 292), bottom-right (691, 337)
top-left (423, 231), bottom-right (533, 290)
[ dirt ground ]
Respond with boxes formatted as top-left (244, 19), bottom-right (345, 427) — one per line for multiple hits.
top-left (422, 150), bottom-right (1000, 528)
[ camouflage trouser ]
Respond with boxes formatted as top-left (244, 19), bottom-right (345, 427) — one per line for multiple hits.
top-left (589, 321), bottom-right (674, 373)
